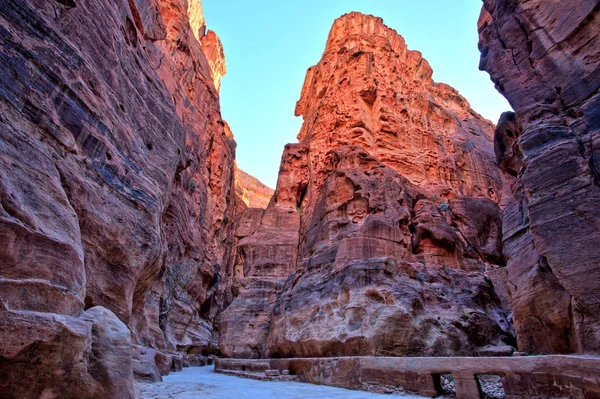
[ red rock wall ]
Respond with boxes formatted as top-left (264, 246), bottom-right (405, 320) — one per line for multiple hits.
top-left (479, 0), bottom-right (600, 354)
top-left (0, 0), bottom-right (235, 396)
top-left (221, 13), bottom-right (515, 359)
top-left (220, 144), bottom-right (308, 358)
top-left (235, 168), bottom-right (274, 210)
top-left (295, 13), bottom-right (502, 204)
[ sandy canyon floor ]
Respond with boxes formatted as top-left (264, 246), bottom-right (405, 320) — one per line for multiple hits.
top-left (135, 366), bottom-right (429, 398)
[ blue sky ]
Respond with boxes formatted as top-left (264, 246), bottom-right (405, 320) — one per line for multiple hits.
top-left (202, 1), bottom-right (511, 188)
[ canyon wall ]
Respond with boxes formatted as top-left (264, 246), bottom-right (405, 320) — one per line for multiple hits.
top-left (235, 168), bottom-right (274, 210)
top-left (2, 0), bottom-right (598, 396)
top-left (0, 0), bottom-right (236, 397)
top-left (220, 12), bottom-right (515, 359)
top-left (479, 0), bottom-right (600, 355)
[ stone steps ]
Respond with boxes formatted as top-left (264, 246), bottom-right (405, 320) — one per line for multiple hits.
top-left (215, 358), bottom-right (271, 372)
top-left (216, 369), bottom-right (299, 382)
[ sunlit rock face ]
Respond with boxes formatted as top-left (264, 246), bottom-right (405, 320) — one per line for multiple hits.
top-left (235, 168), bottom-right (274, 210)
top-left (0, 0), bottom-right (235, 396)
top-left (187, 1), bottom-right (226, 91)
top-left (479, 0), bottom-right (600, 355)
top-left (221, 12), bottom-right (514, 359)
top-left (200, 30), bottom-right (226, 93)
top-left (295, 13), bottom-right (503, 204)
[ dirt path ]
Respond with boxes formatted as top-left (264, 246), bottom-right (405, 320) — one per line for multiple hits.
top-left (136, 366), bottom-right (428, 398)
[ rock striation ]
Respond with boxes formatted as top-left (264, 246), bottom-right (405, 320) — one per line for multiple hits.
top-left (3, 0), bottom-right (599, 395)
top-left (0, 0), bottom-right (235, 396)
top-left (479, 0), bottom-right (600, 355)
top-left (221, 144), bottom-right (308, 358)
top-left (235, 168), bottom-right (274, 210)
top-left (220, 12), bottom-right (514, 359)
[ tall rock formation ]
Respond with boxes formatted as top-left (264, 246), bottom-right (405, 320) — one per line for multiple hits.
top-left (221, 144), bottom-right (308, 358)
top-left (479, 0), bottom-right (600, 354)
top-left (0, 0), bottom-right (236, 396)
top-left (220, 13), bottom-right (514, 359)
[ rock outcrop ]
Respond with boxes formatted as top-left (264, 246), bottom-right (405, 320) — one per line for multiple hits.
top-left (0, 0), bottom-right (235, 396)
top-left (0, 304), bottom-right (135, 398)
top-left (235, 168), bottom-right (274, 210)
top-left (220, 144), bottom-right (308, 358)
top-left (220, 13), bottom-right (514, 359)
top-left (479, 0), bottom-right (600, 355)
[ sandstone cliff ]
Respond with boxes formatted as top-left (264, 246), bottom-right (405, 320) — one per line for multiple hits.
top-left (3, 0), bottom-right (598, 395)
top-left (479, 0), bottom-right (600, 355)
top-left (0, 0), bottom-right (235, 396)
top-left (220, 13), bottom-right (515, 359)
top-left (235, 168), bottom-right (274, 210)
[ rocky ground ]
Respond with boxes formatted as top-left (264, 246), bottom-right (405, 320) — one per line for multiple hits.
top-left (438, 374), bottom-right (506, 399)
top-left (135, 366), bottom-right (428, 399)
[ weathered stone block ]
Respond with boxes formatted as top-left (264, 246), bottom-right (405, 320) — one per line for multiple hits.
top-left (265, 369), bottom-right (281, 377)
top-left (454, 377), bottom-right (481, 399)
top-left (533, 372), bottom-right (554, 385)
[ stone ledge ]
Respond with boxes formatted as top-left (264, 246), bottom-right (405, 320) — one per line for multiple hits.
top-left (216, 355), bottom-right (600, 399)
top-left (215, 369), bottom-right (299, 382)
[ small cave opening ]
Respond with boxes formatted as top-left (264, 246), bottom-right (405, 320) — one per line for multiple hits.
top-left (296, 183), bottom-right (308, 209)
top-left (55, 0), bottom-right (76, 7)
top-left (409, 222), bottom-right (417, 234)
top-left (84, 296), bottom-right (94, 310)
top-left (199, 296), bottom-right (213, 318)
top-left (207, 272), bottom-right (220, 290)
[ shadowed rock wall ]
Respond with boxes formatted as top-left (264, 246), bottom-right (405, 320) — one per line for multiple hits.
top-left (479, 0), bottom-right (600, 355)
top-left (0, 0), bottom-right (236, 396)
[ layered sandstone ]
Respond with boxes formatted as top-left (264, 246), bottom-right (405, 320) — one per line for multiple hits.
top-left (235, 168), bottom-right (274, 209)
top-left (221, 144), bottom-right (308, 358)
top-left (220, 13), bottom-right (514, 359)
top-left (0, 0), bottom-right (235, 396)
top-left (479, 0), bottom-right (600, 354)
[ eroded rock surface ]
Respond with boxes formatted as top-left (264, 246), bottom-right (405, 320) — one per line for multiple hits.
top-left (0, 0), bottom-right (235, 396)
top-left (220, 144), bottom-right (308, 358)
top-left (0, 305), bottom-right (134, 398)
top-left (220, 13), bottom-right (514, 359)
top-left (479, 0), bottom-right (600, 354)
top-left (235, 168), bottom-right (274, 210)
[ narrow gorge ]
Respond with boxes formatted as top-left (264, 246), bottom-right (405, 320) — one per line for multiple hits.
top-left (0, 1), bottom-right (599, 398)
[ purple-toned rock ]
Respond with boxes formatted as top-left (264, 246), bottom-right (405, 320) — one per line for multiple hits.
top-left (0, 0), bottom-right (236, 395)
top-left (0, 304), bottom-right (133, 398)
top-left (479, 0), bottom-right (600, 354)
